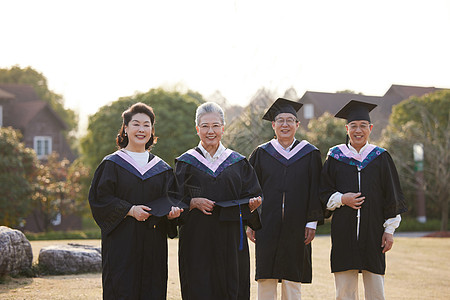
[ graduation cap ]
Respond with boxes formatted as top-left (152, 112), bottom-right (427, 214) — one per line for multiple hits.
top-left (145, 196), bottom-right (188, 217)
top-left (335, 100), bottom-right (377, 123)
top-left (215, 198), bottom-right (262, 250)
top-left (262, 98), bottom-right (303, 121)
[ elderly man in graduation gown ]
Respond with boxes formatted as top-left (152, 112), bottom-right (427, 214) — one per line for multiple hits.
top-left (247, 98), bottom-right (324, 300)
top-left (175, 102), bottom-right (263, 300)
top-left (89, 103), bottom-right (183, 300)
top-left (320, 100), bottom-right (407, 300)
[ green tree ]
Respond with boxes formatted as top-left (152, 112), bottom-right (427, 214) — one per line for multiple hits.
top-left (306, 112), bottom-right (347, 162)
top-left (66, 159), bottom-right (92, 216)
top-left (381, 90), bottom-right (450, 231)
top-left (0, 127), bottom-right (37, 227)
top-left (28, 153), bottom-right (91, 232)
top-left (80, 88), bottom-right (203, 171)
top-left (223, 100), bottom-right (275, 157)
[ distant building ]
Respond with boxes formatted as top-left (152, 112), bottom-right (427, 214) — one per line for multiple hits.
top-left (0, 83), bottom-right (75, 161)
top-left (0, 83), bottom-right (80, 232)
top-left (297, 84), bottom-right (446, 139)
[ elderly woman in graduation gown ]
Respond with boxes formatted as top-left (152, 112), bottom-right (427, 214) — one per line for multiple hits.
top-left (320, 100), bottom-right (407, 300)
top-left (88, 103), bottom-right (183, 300)
top-left (175, 102), bottom-right (263, 300)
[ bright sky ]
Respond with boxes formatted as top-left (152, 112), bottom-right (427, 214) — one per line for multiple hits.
top-left (2, 0), bottom-right (450, 132)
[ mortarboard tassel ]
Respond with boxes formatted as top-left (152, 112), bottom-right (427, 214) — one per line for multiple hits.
top-left (238, 203), bottom-right (244, 251)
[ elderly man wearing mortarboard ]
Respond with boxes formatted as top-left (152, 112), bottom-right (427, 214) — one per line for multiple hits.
top-left (320, 100), bottom-right (407, 300)
top-left (247, 98), bottom-right (324, 300)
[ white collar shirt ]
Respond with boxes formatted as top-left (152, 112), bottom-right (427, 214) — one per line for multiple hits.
top-left (348, 142), bottom-right (369, 154)
top-left (275, 138), bottom-right (297, 152)
top-left (198, 142), bottom-right (226, 163)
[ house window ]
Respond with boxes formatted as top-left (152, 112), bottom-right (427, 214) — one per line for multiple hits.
top-left (34, 136), bottom-right (52, 159)
top-left (0, 105), bottom-right (3, 127)
top-left (303, 104), bottom-right (314, 119)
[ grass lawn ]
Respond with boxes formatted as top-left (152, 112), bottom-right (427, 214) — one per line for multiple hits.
top-left (0, 236), bottom-right (449, 299)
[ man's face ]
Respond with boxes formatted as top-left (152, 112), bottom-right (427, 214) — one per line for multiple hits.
top-left (346, 120), bottom-right (373, 149)
top-left (272, 113), bottom-right (299, 141)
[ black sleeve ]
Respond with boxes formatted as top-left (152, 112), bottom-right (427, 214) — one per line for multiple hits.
top-left (88, 161), bottom-right (132, 236)
top-left (307, 150), bottom-right (325, 224)
top-left (381, 152), bottom-right (408, 218)
top-left (173, 160), bottom-right (194, 225)
top-left (165, 171), bottom-right (180, 239)
top-left (319, 156), bottom-right (337, 219)
top-left (240, 158), bottom-right (263, 231)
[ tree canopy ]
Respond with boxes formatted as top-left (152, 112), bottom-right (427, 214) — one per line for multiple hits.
top-left (29, 153), bottom-right (91, 232)
top-left (0, 127), bottom-right (37, 227)
top-left (80, 88), bottom-right (204, 171)
top-left (305, 112), bottom-right (347, 162)
top-left (381, 90), bottom-right (449, 230)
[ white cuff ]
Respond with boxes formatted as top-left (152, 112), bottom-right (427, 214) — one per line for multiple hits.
top-left (383, 214), bottom-right (402, 234)
top-left (306, 221), bottom-right (317, 230)
top-left (326, 192), bottom-right (343, 211)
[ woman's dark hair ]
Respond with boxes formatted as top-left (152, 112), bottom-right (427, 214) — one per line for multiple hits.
top-left (116, 102), bottom-right (157, 150)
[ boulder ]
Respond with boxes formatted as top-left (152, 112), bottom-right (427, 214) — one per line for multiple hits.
top-left (0, 226), bottom-right (33, 276)
top-left (38, 243), bottom-right (102, 274)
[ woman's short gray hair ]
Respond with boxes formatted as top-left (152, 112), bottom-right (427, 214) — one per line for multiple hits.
top-left (195, 102), bottom-right (226, 126)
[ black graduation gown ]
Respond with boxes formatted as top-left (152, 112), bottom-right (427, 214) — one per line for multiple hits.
top-left (320, 144), bottom-right (407, 275)
top-left (175, 147), bottom-right (262, 300)
top-left (88, 150), bottom-right (178, 300)
top-left (249, 139), bottom-right (323, 283)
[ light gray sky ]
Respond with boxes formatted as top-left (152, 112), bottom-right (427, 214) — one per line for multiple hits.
top-left (2, 0), bottom-right (450, 131)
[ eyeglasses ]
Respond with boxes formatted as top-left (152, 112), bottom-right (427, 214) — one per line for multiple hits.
top-left (199, 123), bottom-right (223, 131)
top-left (347, 123), bottom-right (371, 131)
top-left (274, 118), bottom-right (297, 125)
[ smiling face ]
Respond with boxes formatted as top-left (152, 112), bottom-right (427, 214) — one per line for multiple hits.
top-left (124, 113), bottom-right (152, 152)
top-left (272, 112), bottom-right (299, 143)
top-left (346, 120), bottom-right (373, 151)
top-left (196, 112), bottom-right (224, 150)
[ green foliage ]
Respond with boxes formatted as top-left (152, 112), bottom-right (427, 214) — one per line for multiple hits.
top-left (306, 112), bottom-right (347, 162)
top-left (0, 127), bottom-right (37, 227)
top-left (30, 153), bottom-right (91, 232)
top-left (66, 158), bottom-right (92, 216)
top-left (390, 90), bottom-right (449, 130)
top-left (80, 88), bottom-right (203, 171)
top-left (222, 89), bottom-right (309, 157)
top-left (316, 220), bottom-right (331, 235)
top-left (316, 217), bottom-right (446, 235)
top-left (82, 214), bottom-right (99, 230)
top-left (381, 90), bottom-right (450, 231)
top-left (397, 217), bottom-right (448, 232)
top-left (223, 103), bottom-right (276, 157)
top-left (30, 154), bottom-right (68, 232)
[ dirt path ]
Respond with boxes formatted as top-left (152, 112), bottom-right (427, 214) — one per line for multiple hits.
top-left (1, 237), bottom-right (449, 299)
